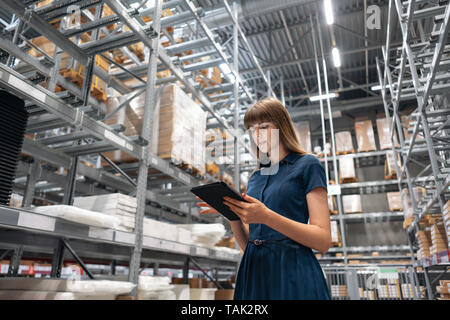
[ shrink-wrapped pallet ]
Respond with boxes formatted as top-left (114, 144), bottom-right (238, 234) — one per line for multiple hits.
top-left (342, 195), bottom-right (362, 213)
top-left (339, 156), bottom-right (356, 183)
top-left (385, 151), bottom-right (402, 179)
top-left (335, 131), bottom-right (354, 154)
top-left (355, 120), bottom-right (376, 152)
top-left (386, 192), bottom-right (403, 211)
top-left (430, 222), bottom-right (448, 255)
top-left (330, 221), bottom-right (341, 245)
top-left (376, 117), bottom-right (400, 150)
top-left (103, 84), bottom-right (207, 175)
top-left (293, 121), bottom-right (312, 153)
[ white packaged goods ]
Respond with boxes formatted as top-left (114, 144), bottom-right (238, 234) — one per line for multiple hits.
top-left (172, 284), bottom-right (190, 300)
top-left (138, 276), bottom-right (175, 300)
top-left (177, 227), bottom-right (192, 244)
top-left (342, 195), bottom-right (362, 213)
top-left (0, 278), bottom-right (135, 300)
top-left (355, 120), bottom-right (376, 152)
top-left (33, 205), bottom-right (121, 229)
top-left (335, 131), bottom-right (354, 153)
top-left (190, 288), bottom-right (217, 300)
top-left (177, 224), bottom-right (226, 247)
top-left (73, 193), bottom-right (137, 216)
top-left (330, 221), bottom-right (339, 243)
top-left (143, 218), bottom-right (177, 242)
top-left (376, 117), bottom-right (400, 150)
top-left (339, 156), bottom-right (356, 182)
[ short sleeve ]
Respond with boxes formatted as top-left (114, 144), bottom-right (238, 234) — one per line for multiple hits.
top-left (302, 156), bottom-right (328, 195)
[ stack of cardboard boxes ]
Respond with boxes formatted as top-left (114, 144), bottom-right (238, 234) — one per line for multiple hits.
top-left (354, 118), bottom-right (376, 152)
top-left (430, 222), bottom-right (448, 255)
top-left (342, 195), bottom-right (362, 214)
top-left (415, 230), bottom-right (432, 260)
top-left (436, 280), bottom-right (450, 300)
top-left (387, 192), bottom-right (403, 211)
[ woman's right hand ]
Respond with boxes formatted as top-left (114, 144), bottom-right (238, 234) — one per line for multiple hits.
top-left (195, 196), bottom-right (219, 215)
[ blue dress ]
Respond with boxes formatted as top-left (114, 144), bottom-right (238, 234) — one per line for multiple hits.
top-left (233, 152), bottom-right (331, 300)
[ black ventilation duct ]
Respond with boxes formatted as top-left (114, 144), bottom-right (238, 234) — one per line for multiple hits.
top-left (0, 90), bottom-right (27, 205)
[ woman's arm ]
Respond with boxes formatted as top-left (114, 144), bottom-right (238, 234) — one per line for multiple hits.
top-left (223, 187), bottom-right (332, 253)
top-left (264, 187), bottom-right (331, 253)
top-left (230, 221), bottom-right (250, 251)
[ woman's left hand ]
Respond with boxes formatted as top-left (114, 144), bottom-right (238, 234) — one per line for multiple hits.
top-left (223, 193), bottom-right (272, 224)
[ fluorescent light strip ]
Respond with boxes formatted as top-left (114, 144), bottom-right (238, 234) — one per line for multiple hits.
top-left (309, 92), bottom-right (338, 102)
top-left (371, 84), bottom-right (392, 91)
top-left (324, 0), bottom-right (334, 25)
top-left (332, 47), bottom-right (341, 68)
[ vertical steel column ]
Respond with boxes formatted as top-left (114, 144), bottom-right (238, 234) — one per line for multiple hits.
top-left (183, 257), bottom-right (190, 284)
top-left (315, 14), bottom-right (347, 265)
top-left (6, 20), bottom-right (23, 67)
top-left (267, 70), bottom-right (271, 97)
top-left (22, 160), bottom-right (41, 208)
top-left (232, 2), bottom-right (240, 191)
top-left (7, 245), bottom-right (23, 277)
top-left (423, 266), bottom-right (434, 300)
top-left (280, 76), bottom-right (285, 106)
top-left (50, 240), bottom-right (65, 278)
top-left (111, 260), bottom-right (116, 276)
top-left (62, 156), bottom-right (79, 205)
top-left (128, 0), bottom-right (162, 298)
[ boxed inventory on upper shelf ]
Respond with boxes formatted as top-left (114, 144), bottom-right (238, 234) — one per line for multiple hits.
top-left (354, 118), bottom-right (376, 152)
top-left (103, 84), bottom-right (206, 177)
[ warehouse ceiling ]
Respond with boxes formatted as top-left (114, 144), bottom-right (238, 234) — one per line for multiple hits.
top-left (196, 0), bottom-right (414, 109)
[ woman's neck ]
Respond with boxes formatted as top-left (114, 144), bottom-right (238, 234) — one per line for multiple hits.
top-left (268, 146), bottom-right (290, 164)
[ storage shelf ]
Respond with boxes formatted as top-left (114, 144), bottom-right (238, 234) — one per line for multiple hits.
top-left (0, 206), bottom-right (241, 267)
top-left (331, 212), bottom-right (404, 222)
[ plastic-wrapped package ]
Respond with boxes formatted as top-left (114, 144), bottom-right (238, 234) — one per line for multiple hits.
top-left (339, 157), bottom-right (356, 183)
top-left (151, 84), bottom-right (207, 175)
top-left (103, 84), bottom-right (207, 175)
top-left (385, 151), bottom-right (402, 179)
top-left (335, 131), bottom-right (354, 154)
top-left (177, 224), bottom-right (226, 247)
top-left (143, 218), bottom-right (178, 242)
top-left (293, 121), bottom-right (312, 153)
top-left (330, 221), bottom-right (339, 244)
top-left (33, 205), bottom-right (121, 229)
top-left (342, 195), bottom-right (362, 213)
top-left (376, 118), bottom-right (400, 150)
top-left (328, 195), bottom-right (337, 214)
top-left (386, 192), bottom-right (403, 211)
top-left (138, 276), bottom-right (176, 300)
top-left (355, 120), bottom-right (376, 152)
top-left (177, 227), bottom-right (192, 244)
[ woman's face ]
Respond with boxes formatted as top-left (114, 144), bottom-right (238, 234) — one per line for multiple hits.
top-left (249, 122), bottom-right (278, 154)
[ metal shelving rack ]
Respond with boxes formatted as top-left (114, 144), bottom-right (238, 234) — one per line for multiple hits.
top-left (308, 7), bottom-right (412, 269)
top-left (0, 0), bottom-right (265, 297)
top-left (377, 0), bottom-right (450, 300)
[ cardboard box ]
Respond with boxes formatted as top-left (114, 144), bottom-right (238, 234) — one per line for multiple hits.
top-left (335, 131), bottom-right (354, 154)
top-left (385, 151), bottom-right (402, 179)
top-left (387, 192), bottom-right (403, 211)
top-left (376, 118), bottom-right (400, 150)
top-left (215, 289), bottom-right (234, 300)
top-left (355, 120), bottom-right (376, 152)
top-left (294, 121), bottom-right (312, 153)
top-left (342, 195), bottom-right (362, 213)
top-left (339, 157), bottom-right (356, 182)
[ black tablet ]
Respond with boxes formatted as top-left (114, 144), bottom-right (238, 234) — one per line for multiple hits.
top-left (191, 181), bottom-right (245, 221)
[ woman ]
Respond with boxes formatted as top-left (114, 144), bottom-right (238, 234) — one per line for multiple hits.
top-left (196, 97), bottom-right (331, 300)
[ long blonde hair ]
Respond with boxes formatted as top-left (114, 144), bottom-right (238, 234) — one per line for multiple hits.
top-left (244, 97), bottom-right (307, 168)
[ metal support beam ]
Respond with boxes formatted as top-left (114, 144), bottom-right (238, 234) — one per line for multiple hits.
top-left (21, 159), bottom-right (42, 208)
top-left (124, 0), bottom-right (162, 299)
top-left (232, 2), bottom-right (240, 191)
top-left (7, 245), bottom-right (23, 277)
top-left (62, 156), bottom-right (79, 206)
top-left (62, 239), bottom-right (95, 279)
top-left (50, 240), bottom-right (65, 278)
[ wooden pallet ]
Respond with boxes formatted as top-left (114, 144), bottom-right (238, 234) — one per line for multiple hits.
top-left (385, 172), bottom-right (397, 180)
top-left (340, 177), bottom-right (359, 184)
top-left (336, 150), bottom-right (355, 155)
top-left (332, 241), bottom-right (342, 247)
top-left (403, 216), bottom-right (415, 229)
top-left (330, 210), bottom-right (338, 215)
